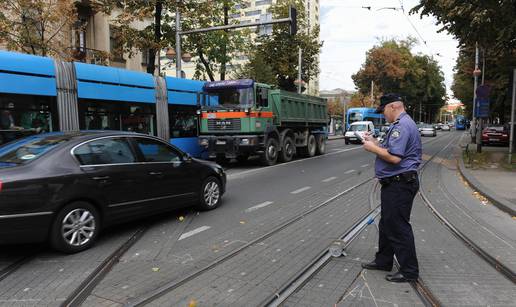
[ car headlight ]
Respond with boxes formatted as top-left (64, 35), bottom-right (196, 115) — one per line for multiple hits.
top-left (199, 138), bottom-right (209, 146)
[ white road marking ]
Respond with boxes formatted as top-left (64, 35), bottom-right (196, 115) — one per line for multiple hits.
top-left (322, 176), bottom-right (337, 182)
top-left (345, 169), bottom-right (356, 174)
top-left (245, 201), bottom-right (274, 213)
top-left (178, 226), bottom-right (211, 241)
top-left (361, 164), bottom-right (370, 168)
top-left (291, 186), bottom-right (311, 194)
top-left (228, 146), bottom-right (361, 179)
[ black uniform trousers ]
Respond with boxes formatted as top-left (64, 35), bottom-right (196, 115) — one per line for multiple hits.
top-left (375, 176), bottom-right (419, 279)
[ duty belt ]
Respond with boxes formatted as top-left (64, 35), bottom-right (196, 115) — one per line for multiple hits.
top-left (378, 171), bottom-right (418, 186)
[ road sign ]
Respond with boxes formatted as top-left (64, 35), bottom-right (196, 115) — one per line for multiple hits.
top-left (476, 85), bottom-right (491, 99)
top-left (474, 97), bottom-right (490, 118)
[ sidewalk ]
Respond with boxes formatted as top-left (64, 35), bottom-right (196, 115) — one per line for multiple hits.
top-left (458, 136), bottom-right (516, 216)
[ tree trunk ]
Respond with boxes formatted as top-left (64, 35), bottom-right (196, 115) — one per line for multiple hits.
top-left (147, 0), bottom-right (162, 75)
top-left (198, 47), bottom-right (215, 81)
top-left (219, 1), bottom-right (229, 80)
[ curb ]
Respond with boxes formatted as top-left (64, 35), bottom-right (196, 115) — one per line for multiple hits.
top-left (458, 154), bottom-right (516, 217)
top-left (327, 136), bottom-right (345, 141)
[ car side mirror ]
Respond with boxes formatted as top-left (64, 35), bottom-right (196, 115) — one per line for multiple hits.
top-left (183, 153), bottom-right (193, 163)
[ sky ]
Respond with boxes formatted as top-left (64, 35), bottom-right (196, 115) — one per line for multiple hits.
top-left (319, 0), bottom-right (459, 96)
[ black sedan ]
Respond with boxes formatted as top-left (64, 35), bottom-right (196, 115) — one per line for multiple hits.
top-left (0, 131), bottom-right (226, 253)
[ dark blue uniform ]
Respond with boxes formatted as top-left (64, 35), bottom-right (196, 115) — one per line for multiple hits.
top-left (374, 112), bottom-right (422, 279)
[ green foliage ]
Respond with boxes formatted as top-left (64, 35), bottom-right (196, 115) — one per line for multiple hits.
top-left (0, 0), bottom-right (77, 57)
top-left (97, 0), bottom-right (250, 77)
top-left (412, 0), bottom-right (516, 123)
top-left (237, 0), bottom-right (323, 91)
top-left (233, 52), bottom-right (276, 84)
top-left (352, 38), bottom-right (446, 122)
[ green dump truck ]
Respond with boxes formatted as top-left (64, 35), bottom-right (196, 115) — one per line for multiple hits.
top-left (198, 79), bottom-right (328, 166)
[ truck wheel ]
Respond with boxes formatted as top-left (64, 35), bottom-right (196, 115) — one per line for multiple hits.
top-left (303, 134), bottom-right (317, 157)
top-left (279, 136), bottom-right (295, 162)
top-left (261, 138), bottom-right (279, 166)
top-left (315, 135), bottom-right (326, 155)
top-left (50, 201), bottom-right (100, 253)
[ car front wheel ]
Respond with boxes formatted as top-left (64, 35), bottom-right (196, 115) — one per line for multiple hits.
top-left (197, 176), bottom-right (222, 211)
top-left (50, 201), bottom-right (100, 253)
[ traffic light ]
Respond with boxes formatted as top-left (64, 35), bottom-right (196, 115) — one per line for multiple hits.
top-left (289, 6), bottom-right (297, 36)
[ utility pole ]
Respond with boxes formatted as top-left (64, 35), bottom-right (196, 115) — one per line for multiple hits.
top-left (297, 47), bottom-right (302, 94)
top-left (419, 101), bottom-right (422, 123)
top-left (472, 42), bottom-right (480, 144)
top-left (370, 81), bottom-right (374, 107)
top-left (475, 45), bottom-right (482, 152)
top-left (509, 69), bottom-right (516, 164)
top-left (175, 0), bottom-right (182, 78)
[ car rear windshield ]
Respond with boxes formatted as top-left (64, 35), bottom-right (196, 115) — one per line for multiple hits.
top-left (0, 135), bottom-right (69, 166)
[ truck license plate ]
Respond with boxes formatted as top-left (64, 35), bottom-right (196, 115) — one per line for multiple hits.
top-left (216, 140), bottom-right (226, 145)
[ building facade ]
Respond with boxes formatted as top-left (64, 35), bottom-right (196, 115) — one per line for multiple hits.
top-left (164, 0), bottom-right (321, 95)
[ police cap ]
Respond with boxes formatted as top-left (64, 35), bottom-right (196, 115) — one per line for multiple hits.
top-left (375, 93), bottom-right (403, 113)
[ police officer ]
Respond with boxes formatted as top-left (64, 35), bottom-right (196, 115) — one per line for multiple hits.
top-left (361, 93), bottom-right (422, 282)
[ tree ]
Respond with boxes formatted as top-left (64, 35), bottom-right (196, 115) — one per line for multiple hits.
top-left (412, 0), bottom-right (516, 123)
top-left (233, 51), bottom-right (276, 84)
top-left (352, 38), bottom-right (446, 122)
top-left (237, 0), bottom-right (323, 91)
top-left (0, 0), bottom-right (77, 58)
top-left (98, 0), bottom-right (249, 77)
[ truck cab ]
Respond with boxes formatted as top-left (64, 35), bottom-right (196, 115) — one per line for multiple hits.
top-left (198, 79), bottom-right (328, 165)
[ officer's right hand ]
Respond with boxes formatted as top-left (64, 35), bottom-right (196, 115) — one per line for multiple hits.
top-left (363, 132), bottom-right (378, 144)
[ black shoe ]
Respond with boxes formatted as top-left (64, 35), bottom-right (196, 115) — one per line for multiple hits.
top-left (385, 271), bottom-right (418, 282)
top-left (361, 261), bottom-right (392, 271)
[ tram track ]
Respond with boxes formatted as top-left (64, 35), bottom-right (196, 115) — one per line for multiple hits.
top-left (418, 141), bottom-right (516, 284)
top-left (262, 133), bottom-right (458, 307)
top-left (121, 134), bottom-right (455, 306)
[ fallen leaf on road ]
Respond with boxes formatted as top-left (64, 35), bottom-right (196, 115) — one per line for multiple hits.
top-left (178, 216), bottom-right (185, 222)
top-left (239, 221), bottom-right (246, 224)
top-left (152, 267), bottom-right (160, 272)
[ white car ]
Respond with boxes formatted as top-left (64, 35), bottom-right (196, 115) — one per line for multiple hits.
top-left (420, 124), bottom-right (437, 137)
top-left (441, 124), bottom-right (450, 131)
top-left (344, 121), bottom-right (375, 144)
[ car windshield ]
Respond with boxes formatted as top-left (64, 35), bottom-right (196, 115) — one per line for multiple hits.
top-left (423, 124), bottom-right (433, 128)
top-left (0, 135), bottom-right (69, 165)
top-left (350, 124), bottom-right (367, 131)
top-left (205, 87), bottom-right (255, 108)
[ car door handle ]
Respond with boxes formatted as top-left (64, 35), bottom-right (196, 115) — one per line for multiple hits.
top-left (149, 172), bottom-right (163, 176)
top-left (92, 176), bottom-right (110, 181)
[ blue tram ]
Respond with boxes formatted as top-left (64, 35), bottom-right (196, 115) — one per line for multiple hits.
top-left (0, 50), bottom-right (205, 157)
top-left (346, 107), bottom-right (385, 130)
top-left (455, 115), bottom-right (466, 130)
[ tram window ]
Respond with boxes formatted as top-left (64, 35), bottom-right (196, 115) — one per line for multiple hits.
top-left (169, 105), bottom-right (198, 138)
top-left (0, 94), bottom-right (58, 145)
top-left (78, 99), bottom-right (157, 136)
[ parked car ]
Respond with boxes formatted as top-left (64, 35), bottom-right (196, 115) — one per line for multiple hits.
top-left (377, 125), bottom-right (390, 143)
top-left (420, 124), bottom-right (437, 137)
top-left (433, 123), bottom-right (442, 130)
top-left (441, 124), bottom-right (451, 131)
top-left (481, 126), bottom-right (509, 146)
top-left (0, 131), bottom-right (226, 253)
top-left (344, 121), bottom-right (375, 144)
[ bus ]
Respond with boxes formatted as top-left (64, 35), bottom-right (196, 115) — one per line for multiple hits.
top-left (455, 115), bottom-right (466, 130)
top-left (346, 107), bottom-right (385, 131)
top-left (0, 50), bottom-right (206, 157)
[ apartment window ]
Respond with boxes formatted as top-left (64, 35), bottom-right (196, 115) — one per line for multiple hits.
top-left (255, 0), bottom-right (272, 6)
top-left (109, 25), bottom-right (125, 62)
top-left (245, 10), bottom-right (262, 16)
